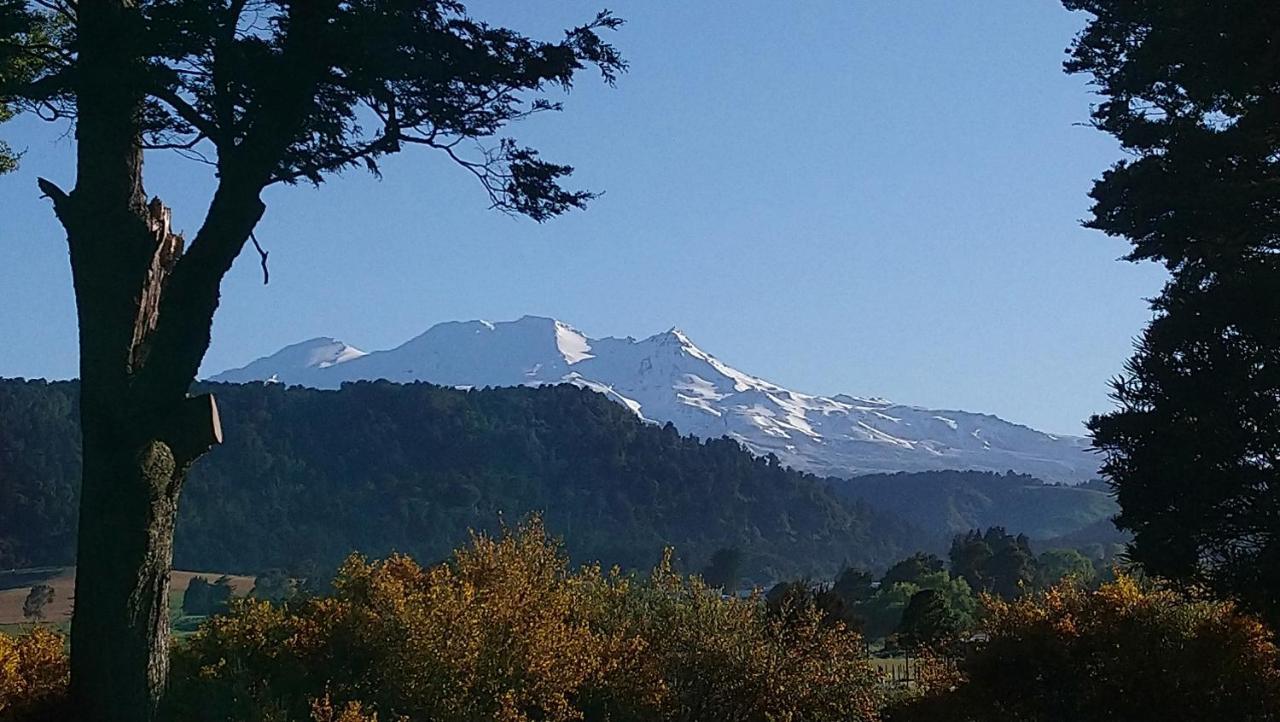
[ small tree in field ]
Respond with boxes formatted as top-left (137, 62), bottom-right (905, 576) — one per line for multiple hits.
top-left (0, 2), bottom-right (624, 719)
top-left (181, 575), bottom-right (231, 617)
top-left (22, 584), bottom-right (54, 622)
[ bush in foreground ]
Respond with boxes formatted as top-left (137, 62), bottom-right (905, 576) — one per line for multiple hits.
top-left (13, 538), bottom-right (1278, 721)
top-left (0, 627), bottom-right (68, 721)
top-left (168, 519), bottom-right (883, 722)
top-left (892, 577), bottom-right (1280, 722)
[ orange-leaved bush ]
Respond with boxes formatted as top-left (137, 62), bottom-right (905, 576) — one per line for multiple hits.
top-left (169, 518), bottom-right (884, 722)
top-left (891, 576), bottom-right (1280, 722)
top-left (0, 627), bottom-right (68, 721)
top-left (582, 548), bottom-right (884, 721)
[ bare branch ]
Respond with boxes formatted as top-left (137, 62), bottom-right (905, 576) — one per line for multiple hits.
top-left (249, 231), bottom-right (269, 284)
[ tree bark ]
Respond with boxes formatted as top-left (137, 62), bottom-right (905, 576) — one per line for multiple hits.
top-left (48, 3), bottom-right (284, 717)
top-left (49, 125), bottom-right (266, 722)
top-left (50, 4), bottom-right (223, 719)
top-left (58, 192), bottom-right (210, 721)
top-left (53, 197), bottom-right (257, 722)
top-left (71, 401), bottom-right (185, 722)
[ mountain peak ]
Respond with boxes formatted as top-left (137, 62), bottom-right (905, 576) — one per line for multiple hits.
top-left (513, 314), bottom-right (558, 326)
top-left (210, 317), bottom-right (1099, 483)
top-left (211, 336), bottom-right (366, 385)
top-left (644, 326), bottom-right (697, 348)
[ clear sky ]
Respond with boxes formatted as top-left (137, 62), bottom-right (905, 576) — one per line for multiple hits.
top-left (0, 1), bottom-right (1166, 435)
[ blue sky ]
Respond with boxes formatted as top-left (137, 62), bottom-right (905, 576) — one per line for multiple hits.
top-left (0, 1), bottom-right (1166, 435)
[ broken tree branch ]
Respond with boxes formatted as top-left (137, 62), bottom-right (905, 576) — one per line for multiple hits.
top-left (249, 231), bottom-right (269, 285)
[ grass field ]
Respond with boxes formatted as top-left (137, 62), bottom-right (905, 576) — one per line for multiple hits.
top-left (0, 567), bottom-right (256, 631)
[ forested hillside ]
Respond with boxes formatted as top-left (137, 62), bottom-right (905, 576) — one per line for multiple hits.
top-left (0, 379), bottom-right (916, 583)
top-left (836, 470), bottom-right (1118, 550)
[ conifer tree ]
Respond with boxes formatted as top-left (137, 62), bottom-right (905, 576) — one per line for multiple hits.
top-left (1065, 0), bottom-right (1280, 623)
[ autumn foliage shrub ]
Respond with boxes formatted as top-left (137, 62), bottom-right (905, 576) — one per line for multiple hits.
top-left (892, 577), bottom-right (1280, 722)
top-left (8, 543), bottom-right (1280, 722)
top-left (168, 518), bottom-right (884, 722)
top-left (0, 627), bottom-right (68, 721)
top-left (583, 549), bottom-right (884, 721)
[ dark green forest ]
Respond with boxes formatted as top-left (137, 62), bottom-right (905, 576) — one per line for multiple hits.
top-left (0, 378), bottom-right (909, 582)
top-left (0, 378), bottom-right (1115, 583)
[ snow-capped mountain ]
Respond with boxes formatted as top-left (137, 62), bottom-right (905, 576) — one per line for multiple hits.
top-left (210, 316), bottom-right (1099, 483)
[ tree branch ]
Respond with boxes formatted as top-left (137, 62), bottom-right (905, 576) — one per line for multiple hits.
top-left (134, 180), bottom-right (266, 401)
top-left (142, 134), bottom-right (206, 151)
top-left (138, 5), bottom-right (338, 399)
top-left (149, 87), bottom-right (221, 146)
top-left (249, 231), bottom-right (269, 284)
top-left (36, 176), bottom-right (70, 220)
top-left (267, 131), bottom-right (399, 185)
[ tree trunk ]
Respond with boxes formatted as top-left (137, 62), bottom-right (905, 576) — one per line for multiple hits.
top-left (47, 127), bottom-right (263, 722)
top-left (71, 404), bottom-right (184, 721)
top-left (50, 4), bottom-right (193, 719)
top-left (61, 196), bottom-right (215, 721)
top-left (49, 4), bottom-right (267, 717)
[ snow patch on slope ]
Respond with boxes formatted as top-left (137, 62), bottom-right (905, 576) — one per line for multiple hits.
top-left (555, 321), bottom-right (594, 365)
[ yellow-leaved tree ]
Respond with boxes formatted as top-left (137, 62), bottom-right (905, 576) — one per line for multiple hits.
top-left (166, 518), bottom-right (885, 722)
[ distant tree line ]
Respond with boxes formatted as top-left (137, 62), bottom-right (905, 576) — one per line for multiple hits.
top-left (761, 526), bottom-right (1110, 648)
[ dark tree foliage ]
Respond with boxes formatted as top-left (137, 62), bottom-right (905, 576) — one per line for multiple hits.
top-left (948, 533), bottom-right (992, 594)
top-left (0, 0), bottom-right (60, 172)
top-left (181, 575), bottom-right (231, 616)
top-left (949, 528), bottom-right (1037, 600)
top-left (1066, 0), bottom-right (1280, 623)
top-left (1090, 262), bottom-right (1280, 621)
top-left (1064, 0), bottom-right (1280, 272)
top-left (896, 589), bottom-right (962, 650)
top-left (986, 540), bottom-right (1037, 601)
top-left (22, 583), bottom-right (54, 620)
top-left (700, 547), bottom-right (744, 592)
top-left (831, 567), bottom-right (876, 605)
top-left (250, 569), bottom-right (291, 603)
top-left (0, 378), bottom-right (911, 582)
top-left (880, 552), bottom-right (945, 588)
top-left (3, 0), bottom-right (625, 216)
top-left (764, 579), bottom-right (863, 632)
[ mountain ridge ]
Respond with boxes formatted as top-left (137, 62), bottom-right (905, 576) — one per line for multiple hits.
top-left (211, 316), bottom-right (1099, 483)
